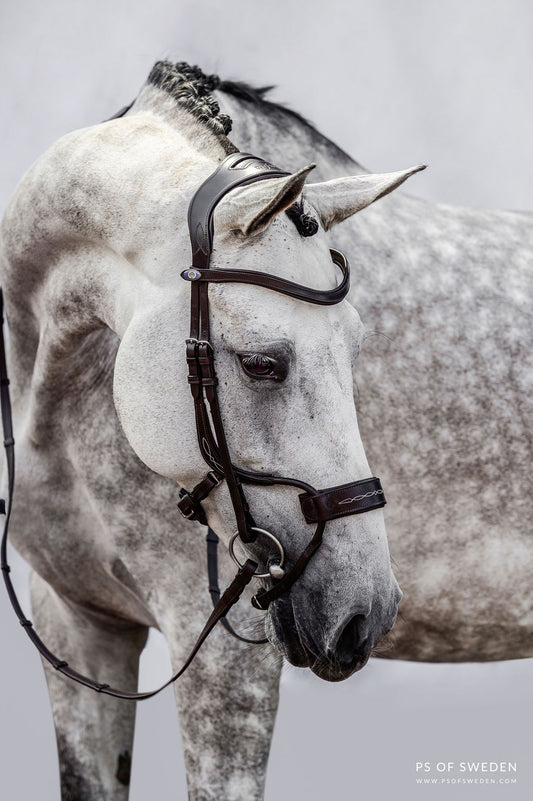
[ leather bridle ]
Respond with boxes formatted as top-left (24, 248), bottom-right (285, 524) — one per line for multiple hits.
top-left (0, 150), bottom-right (386, 700)
top-left (178, 152), bottom-right (386, 612)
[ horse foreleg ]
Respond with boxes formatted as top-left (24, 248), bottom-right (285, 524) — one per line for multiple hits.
top-left (30, 571), bottom-right (148, 801)
top-left (162, 590), bottom-right (282, 801)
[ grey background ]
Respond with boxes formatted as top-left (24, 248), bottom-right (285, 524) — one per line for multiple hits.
top-left (0, 1), bottom-right (531, 799)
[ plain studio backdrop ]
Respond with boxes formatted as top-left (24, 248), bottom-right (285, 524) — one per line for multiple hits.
top-left (0, 1), bottom-right (531, 799)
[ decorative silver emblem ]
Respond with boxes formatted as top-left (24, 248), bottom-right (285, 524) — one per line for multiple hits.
top-left (338, 489), bottom-right (384, 505)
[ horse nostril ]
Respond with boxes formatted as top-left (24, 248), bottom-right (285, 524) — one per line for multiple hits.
top-left (333, 613), bottom-right (368, 665)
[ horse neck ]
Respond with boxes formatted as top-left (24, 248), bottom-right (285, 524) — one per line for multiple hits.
top-left (214, 89), bottom-right (364, 180)
top-left (217, 92), bottom-right (533, 328)
top-left (129, 84), bottom-right (236, 159)
top-left (0, 91), bottom-right (226, 413)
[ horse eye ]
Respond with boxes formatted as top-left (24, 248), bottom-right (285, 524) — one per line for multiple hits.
top-left (239, 353), bottom-right (285, 381)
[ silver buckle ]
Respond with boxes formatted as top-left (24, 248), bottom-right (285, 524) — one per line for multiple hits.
top-left (185, 338), bottom-right (213, 351)
top-left (178, 504), bottom-right (196, 520)
top-left (207, 471), bottom-right (222, 487)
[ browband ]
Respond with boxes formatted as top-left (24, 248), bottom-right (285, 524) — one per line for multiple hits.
top-left (180, 247), bottom-right (349, 306)
top-left (185, 152), bottom-right (350, 305)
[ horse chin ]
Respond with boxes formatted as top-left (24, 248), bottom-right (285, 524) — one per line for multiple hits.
top-left (309, 652), bottom-right (371, 682)
top-left (266, 602), bottom-right (313, 668)
top-left (266, 597), bottom-right (373, 681)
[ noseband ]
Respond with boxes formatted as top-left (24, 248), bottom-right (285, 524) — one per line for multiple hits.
top-left (0, 150), bottom-right (385, 700)
top-left (178, 152), bottom-right (386, 611)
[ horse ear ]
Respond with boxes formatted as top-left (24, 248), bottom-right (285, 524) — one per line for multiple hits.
top-left (305, 165), bottom-right (426, 230)
top-left (216, 164), bottom-right (316, 237)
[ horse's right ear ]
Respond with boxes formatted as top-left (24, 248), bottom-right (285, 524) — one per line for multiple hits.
top-left (305, 165), bottom-right (426, 230)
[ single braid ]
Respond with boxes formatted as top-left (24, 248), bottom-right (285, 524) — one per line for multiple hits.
top-left (285, 198), bottom-right (319, 237)
top-left (147, 60), bottom-right (233, 136)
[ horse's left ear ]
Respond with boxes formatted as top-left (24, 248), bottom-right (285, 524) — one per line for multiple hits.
top-left (215, 164), bottom-right (316, 237)
top-left (305, 165), bottom-right (426, 230)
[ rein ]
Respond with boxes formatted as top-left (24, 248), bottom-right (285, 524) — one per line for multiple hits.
top-left (0, 150), bottom-right (386, 700)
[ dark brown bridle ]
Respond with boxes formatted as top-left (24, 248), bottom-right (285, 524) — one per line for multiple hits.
top-left (0, 151), bottom-right (385, 700)
top-left (179, 152), bottom-right (386, 612)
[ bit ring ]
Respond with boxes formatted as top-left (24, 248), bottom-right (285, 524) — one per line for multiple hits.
top-left (229, 527), bottom-right (285, 579)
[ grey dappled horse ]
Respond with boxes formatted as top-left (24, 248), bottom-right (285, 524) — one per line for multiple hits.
top-left (1, 61), bottom-right (531, 800)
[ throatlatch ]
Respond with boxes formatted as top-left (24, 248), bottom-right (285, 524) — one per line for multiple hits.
top-left (0, 150), bottom-right (385, 701)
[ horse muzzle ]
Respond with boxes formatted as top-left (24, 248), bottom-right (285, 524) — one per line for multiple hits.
top-left (267, 583), bottom-right (402, 681)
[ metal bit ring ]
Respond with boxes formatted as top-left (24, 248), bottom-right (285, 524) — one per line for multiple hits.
top-left (229, 527), bottom-right (285, 579)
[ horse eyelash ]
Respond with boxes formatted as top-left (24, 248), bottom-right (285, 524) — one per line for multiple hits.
top-left (241, 354), bottom-right (273, 369)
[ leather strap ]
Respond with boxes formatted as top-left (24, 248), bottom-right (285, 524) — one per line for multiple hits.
top-left (250, 520), bottom-right (326, 610)
top-left (184, 153), bottom-right (295, 547)
top-left (181, 247), bottom-right (349, 306)
top-left (177, 471), bottom-right (222, 524)
top-left (206, 528), bottom-right (267, 644)
top-left (252, 480), bottom-right (385, 609)
top-left (185, 338), bottom-right (257, 544)
top-left (188, 153), bottom-right (290, 270)
top-left (299, 477), bottom-right (385, 523)
top-left (181, 152), bottom-right (385, 610)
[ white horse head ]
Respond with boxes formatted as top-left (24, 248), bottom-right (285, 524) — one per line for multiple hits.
top-left (110, 135), bottom-right (422, 679)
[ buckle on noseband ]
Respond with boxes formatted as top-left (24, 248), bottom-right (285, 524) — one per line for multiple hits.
top-left (229, 527), bottom-right (285, 579)
top-left (177, 493), bottom-right (198, 520)
top-left (177, 471), bottom-right (222, 522)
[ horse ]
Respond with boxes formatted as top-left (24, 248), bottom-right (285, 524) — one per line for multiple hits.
top-left (0, 60), bottom-right (422, 799)
top-left (1, 58), bottom-right (530, 800)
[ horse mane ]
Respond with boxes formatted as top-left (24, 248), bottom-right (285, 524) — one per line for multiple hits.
top-left (146, 60), bottom-right (312, 143)
top-left (145, 60), bottom-right (359, 178)
top-left (146, 60), bottom-right (319, 236)
top-left (147, 61), bottom-right (233, 139)
top-left (217, 78), bottom-right (313, 129)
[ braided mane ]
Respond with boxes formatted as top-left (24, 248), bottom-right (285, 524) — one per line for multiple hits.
top-left (146, 60), bottom-right (318, 237)
top-left (147, 61), bottom-right (233, 139)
